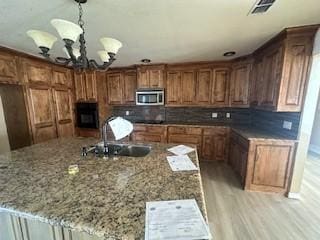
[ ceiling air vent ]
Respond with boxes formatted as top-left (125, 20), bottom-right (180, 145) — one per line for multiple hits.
top-left (250, 0), bottom-right (276, 14)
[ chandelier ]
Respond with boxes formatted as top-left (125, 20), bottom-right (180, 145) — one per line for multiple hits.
top-left (27, 0), bottom-right (122, 71)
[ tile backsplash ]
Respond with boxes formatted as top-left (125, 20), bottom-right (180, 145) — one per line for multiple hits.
top-left (112, 106), bottom-right (301, 139)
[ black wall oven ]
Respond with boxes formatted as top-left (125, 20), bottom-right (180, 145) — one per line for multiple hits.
top-left (76, 103), bottom-right (99, 129)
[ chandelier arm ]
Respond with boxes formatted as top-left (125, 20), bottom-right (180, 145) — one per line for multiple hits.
top-left (54, 57), bottom-right (72, 66)
top-left (89, 59), bottom-right (115, 71)
top-left (64, 39), bottom-right (78, 64)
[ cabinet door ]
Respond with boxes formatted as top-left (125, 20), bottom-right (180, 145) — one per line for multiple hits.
top-left (230, 63), bottom-right (251, 107)
top-left (212, 68), bottom-right (229, 106)
top-left (27, 86), bottom-right (57, 143)
top-left (250, 58), bottom-right (264, 106)
top-left (23, 60), bottom-right (52, 85)
top-left (166, 71), bottom-right (181, 105)
top-left (52, 67), bottom-right (72, 88)
top-left (74, 72), bottom-right (86, 102)
top-left (123, 70), bottom-right (137, 104)
top-left (181, 70), bottom-right (196, 104)
top-left (202, 128), bottom-right (228, 161)
top-left (137, 69), bottom-right (149, 88)
top-left (85, 71), bottom-right (97, 101)
top-left (107, 73), bottom-right (123, 105)
top-left (149, 69), bottom-right (164, 88)
top-left (252, 145), bottom-right (293, 189)
top-left (0, 53), bottom-right (18, 84)
top-left (278, 37), bottom-right (313, 111)
top-left (196, 69), bottom-right (211, 104)
top-left (260, 46), bottom-right (282, 108)
top-left (53, 88), bottom-right (74, 138)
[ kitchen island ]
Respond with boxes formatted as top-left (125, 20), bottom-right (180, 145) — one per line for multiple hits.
top-left (0, 138), bottom-right (207, 240)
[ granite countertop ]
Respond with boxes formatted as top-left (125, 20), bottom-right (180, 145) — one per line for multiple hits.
top-left (0, 138), bottom-right (206, 240)
top-left (133, 122), bottom-right (296, 141)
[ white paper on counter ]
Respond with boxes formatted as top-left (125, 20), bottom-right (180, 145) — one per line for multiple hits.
top-left (145, 199), bottom-right (211, 240)
top-left (108, 117), bottom-right (133, 140)
top-left (167, 145), bottom-right (195, 155)
top-left (166, 155), bottom-right (198, 171)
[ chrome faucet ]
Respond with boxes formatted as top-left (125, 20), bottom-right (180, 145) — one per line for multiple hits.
top-left (102, 116), bottom-right (116, 156)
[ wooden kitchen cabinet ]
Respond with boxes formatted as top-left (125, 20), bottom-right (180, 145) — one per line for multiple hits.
top-left (181, 70), bottom-right (196, 104)
top-left (0, 52), bottom-right (19, 84)
top-left (230, 61), bottom-right (251, 107)
top-left (132, 124), bottom-right (167, 143)
top-left (137, 65), bottom-right (165, 89)
top-left (202, 127), bottom-right (229, 161)
top-left (26, 85), bottom-right (57, 143)
top-left (250, 26), bottom-right (317, 111)
top-left (22, 59), bottom-right (52, 86)
top-left (196, 69), bottom-right (212, 104)
top-left (74, 71), bottom-right (97, 102)
top-left (166, 71), bottom-right (181, 105)
top-left (167, 126), bottom-right (202, 156)
top-left (212, 68), bottom-right (230, 106)
top-left (106, 70), bottom-right (137, 105)
top-left (53, 88), bottom-right (75, 138)
top-left (52, 66), bottom-right (72, 88)
top-left (123, 70), bottom-right (137, 104)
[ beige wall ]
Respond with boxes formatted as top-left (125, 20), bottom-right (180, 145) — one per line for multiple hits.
top-left (310, 95), bottom-right (320, 154)
top-left (289, 29), bottom-right (320, 197)
top-left (0, 95), bottom-right (10, 154)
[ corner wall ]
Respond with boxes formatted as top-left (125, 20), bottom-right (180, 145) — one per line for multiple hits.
top-left (309, 95), bottom-right (320, 155)
top-left (289, 28), bottom-right (320, 198)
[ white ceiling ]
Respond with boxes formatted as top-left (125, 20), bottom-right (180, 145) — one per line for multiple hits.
top-left (0, 0), bottom-right (319, 67)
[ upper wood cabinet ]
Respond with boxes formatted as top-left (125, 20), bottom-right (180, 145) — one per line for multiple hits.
top-left (26, 85), bottom-right (57, 143)
top-left (181, 70), bottom-right (197, 105)
top-left (137, 65), bottom-right (165, 89)
top-left (250, 27), bottom-right (317, 112)
top-left (22, 59), bottom-right (52, 86)
top-left (230, 61), bottom-right (251, 107)
top-left (212, 68), bottom-right (230, 106)
top-left (74, 71), bottom-right (97, 102)
top-left (52, 88), bottom-right (75, 138)
top-left (196, 69), bottom-right (212, 104)
top-left (166, 71), bottom-right (181, 105)
top-left (0, 52), bottom-right (19, 84)
top-left (106, 70), bottom-right (137, 105)
top-left (52, 66), bottom-right (72, 88)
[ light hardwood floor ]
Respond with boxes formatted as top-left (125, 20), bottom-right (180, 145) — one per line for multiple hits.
top-left (200, 154), bottom-right (320, 240)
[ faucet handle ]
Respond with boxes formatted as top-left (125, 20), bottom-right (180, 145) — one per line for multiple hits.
top-left (81, 147), bottom-right (87, 157)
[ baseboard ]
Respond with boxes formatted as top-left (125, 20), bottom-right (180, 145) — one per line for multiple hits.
top-left (287, 192), bottom-right (300, 199)
top-left (309, 144), bottom-right (320, 155)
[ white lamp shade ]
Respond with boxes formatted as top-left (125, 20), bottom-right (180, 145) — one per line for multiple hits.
top-left (27, 30), bottom-right (57, 49)
top-left (97, 50), bottom-right (110, 62)
top-left (100, 37), bottom-right (122, 54)
top-left (63, 47), bottom-right (81, 59)
top-left (51, 19), bottom-right (83, 42)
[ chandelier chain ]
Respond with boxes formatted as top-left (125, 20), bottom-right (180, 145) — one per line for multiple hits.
top-left (78, 2), bottom-right (85, 31)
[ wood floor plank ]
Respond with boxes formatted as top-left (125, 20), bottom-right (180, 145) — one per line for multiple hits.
top-left (201, 155), bottom-right (320, 240)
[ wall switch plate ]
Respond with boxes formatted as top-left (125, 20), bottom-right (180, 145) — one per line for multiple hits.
top-left (283, 120), bottom-right (292, 130)
top-left (226, 113), bottom-right (231, 118)
top-left (211, 113), bottom-right (218, 118)
top-left (125, 111), bottom-right (130, 116)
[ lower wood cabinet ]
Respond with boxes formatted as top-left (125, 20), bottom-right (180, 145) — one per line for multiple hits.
top-left (229, 130), bottom-right (296, 193)
top-left (132, 125), bottom-right (167, 143)
top-left (202, 127), bottom-right (229, 161)
top-left (0, 212), bottom-right (103, 240)
top-left (167, 126), bottom-right (202, 157)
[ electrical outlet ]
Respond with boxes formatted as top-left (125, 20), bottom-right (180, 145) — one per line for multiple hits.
top-left (283, 121), bottom-right (292, 130)
top-left (226, 113), bottom-right (231, 118)
top-left (125, 111), bottom-right (130, 116)
top-left (211, 113), bottom-right (218, 118)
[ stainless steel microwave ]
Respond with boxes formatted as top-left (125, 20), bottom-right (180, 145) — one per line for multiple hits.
top-left (136, 89), bottom-right (164, 105)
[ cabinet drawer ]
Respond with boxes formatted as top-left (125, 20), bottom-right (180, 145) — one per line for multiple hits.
top-left (132, 132), bottom-right (163, 143)
top-left (203, 127), bottom-right (227, 136)
top-left (147, 126), bottom-right (165, 133)
top-left (168, 126), bottom-right (202, 135)
top-left (168, 134), bottom-right (201, 145)
top-left (133, 125), bottom-right (148, 132)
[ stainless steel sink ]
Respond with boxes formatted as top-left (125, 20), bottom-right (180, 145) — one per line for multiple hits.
top-left (92, 143), bottom-right (151, 158)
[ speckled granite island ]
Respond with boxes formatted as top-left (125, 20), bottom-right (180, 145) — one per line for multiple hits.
top-left (0, 138), bottom-right (207, 240)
